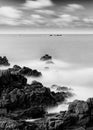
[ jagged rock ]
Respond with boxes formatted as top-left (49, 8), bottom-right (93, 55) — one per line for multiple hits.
top-left (9, 66), bottom-right (42, 77)
top-left (13, 106), bottom-right (46, 119)
top-left (31, 69), bottom-right (42, 77)
top-left (0, 56), bottom-right (10, 66)
top-left (24, 84), bottom-right (57, 108)
top-left (19, 66), bottom-right (32, 76)
top-left (13, 65), bottom-right (21, 71)
top-left (0, 70), bottom-right (27, 95)
top-left (40, 54), bottom-right (52, 61)
top-left (68, 100), bottom-right (89, 114)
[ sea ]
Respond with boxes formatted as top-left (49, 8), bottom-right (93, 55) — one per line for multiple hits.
top-left (0, 34), bottom-right (93, 114)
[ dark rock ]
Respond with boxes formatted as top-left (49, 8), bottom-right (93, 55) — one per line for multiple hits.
top-left (68, 100), bottom-right (89, 114)
top-left (0, 70), bottom-right (27, 95)
top-left (13, 106), bottom-right (46, 119)
top-left (51, 91), bottom-right (73, 103)
top-left (19, 66), bottom-right (32, 76)
top-left (24, 82), bottom-right (57, 108)
top-left (13, 65), bottom-right (22, 71)
top-left (31, 69), bottom-right (42, 77)
top-left (62, 113), bottom-right (78, 127)
top-left (9, 66), bottom-right (42, 77)
top-left (0, 117), bottom-right (20, 130)
top-left (40, 54), bottom-right (52, 61)
top-left (0, 56), bottom-right (10, 66)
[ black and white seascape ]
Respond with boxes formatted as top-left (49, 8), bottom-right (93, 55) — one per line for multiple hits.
top-left (0, 34), bottom-right (93, 130)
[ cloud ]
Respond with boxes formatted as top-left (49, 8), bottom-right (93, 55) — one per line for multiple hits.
top-left (0, 6), bottom-right (22, 18)
top-left (35, 9), bottom-right (55, 15)
top-left (0, 17), bottom-right (20, 25)
top-left (0, 6), bottom-right (22, 26)
top-left (51, 14), bottom-right (79, 27)
top-left (23, 0), bottom-right (53, 9)
top-left (59, 14), bottom-right (79, 22)
top-left (65, 4), bottom-right (84, 12)
top-left (83, 17), bottom-right (93, 24)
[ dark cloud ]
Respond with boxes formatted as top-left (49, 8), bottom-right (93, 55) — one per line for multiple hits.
top-left (0, 0), bottom-right (26, 5)
top-left (51, 0), bottom-right (93, 4)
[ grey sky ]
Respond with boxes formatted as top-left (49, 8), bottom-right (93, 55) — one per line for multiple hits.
top-left (0, 0), bottom-right (93, 32)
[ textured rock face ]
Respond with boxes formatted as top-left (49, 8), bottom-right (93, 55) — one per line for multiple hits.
top-left (0, 71), bottom-right (71, 120)
top-left (40, 54), bottom-right (52, 61)
top-left (9, 65), bottom-right (42, 77)
top-left (1, 67), bottom-right (93, 129)
top-left (0, 117), bottom-right (20, 130)
top-left (45, 99), bottom-right (93, 130)
top-left (0, 70), bottom-right (27, 95)
top-left (24, 82), bottom-right (57, 108)
top-left (0, 56), bottom-right (10, 66)
top-left (13, 106), bottom-right (46, 119)
top-left (68, 100), bottom-right (89, 114)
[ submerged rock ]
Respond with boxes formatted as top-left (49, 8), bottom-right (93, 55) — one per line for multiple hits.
top-left (46, 60), bottom-right (54, 64)
top-left (0, 56), bottom-right (10, 66)
top-left (40, 54), bottom-right (52, 61)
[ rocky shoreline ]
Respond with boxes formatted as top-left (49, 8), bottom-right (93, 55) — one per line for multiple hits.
top-left (0, 71), bottom-right (92, 130)
top-left (0, 56), bottom-right (93, 130)
top-left (0, 68), bottom-right (74, 130)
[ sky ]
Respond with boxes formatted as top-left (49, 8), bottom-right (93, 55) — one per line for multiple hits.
top-left (0, 0), bottom-right (93, 33)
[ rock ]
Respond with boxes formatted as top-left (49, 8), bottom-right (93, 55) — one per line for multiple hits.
top-left (87, 98), bottom-right (93, 108)
top-left (13, 65), bottom-right (21, 71)
top-left (57, 86), bottom-right (72, 92)
top-left (14, 106), bottom-right (46, 119)
top-left (19, 66), bottom-right (32, 76)
top-left (52, 91), bottom-right (73, 103)
top-left (0, 117), bottom-right (20, 130)
top-left (25, 85), bottom-right (57, 108)
top-left (0, 70), bottom-right (27, 95)
top-left (51, 84), bottom-right (72, 92)
top-left (62, 113), bottom-right (78, 127)
top-left (68, 100), bottom-right (90, 126)
top-left (40, 54), bottom-right (52, 61)
top-left (46, 60), bottom-right (54, 64)
top-left (31, 69), bottom-right (42, 77)
top-left (68, 100), bottom-right (89, 114)
top-left (30, 80), bottom-right (43, 89)
top-left (9, 66), bottom-right (42, 77)
top-left (0, 56), bottom-right (10, 66)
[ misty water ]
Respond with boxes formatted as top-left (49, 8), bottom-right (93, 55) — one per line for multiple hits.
top-left (1, 59), bottom-right (93, 114)
top-left (0, 34), bottom-right (93, 114)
